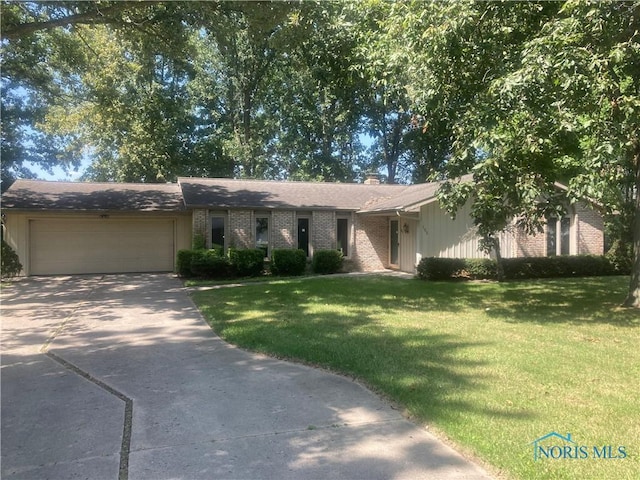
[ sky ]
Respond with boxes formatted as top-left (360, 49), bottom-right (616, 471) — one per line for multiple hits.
top-left (26, 160), bottom-right (87, 182)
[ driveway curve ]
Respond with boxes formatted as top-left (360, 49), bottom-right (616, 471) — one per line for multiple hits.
top-left (1, 274), bottom-right (492, 480)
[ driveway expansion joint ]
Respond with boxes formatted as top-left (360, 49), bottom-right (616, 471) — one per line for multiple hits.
top-left (37, 276), bottom-right (132, 480)
top-left (44, 351), bottom-right (133, 480)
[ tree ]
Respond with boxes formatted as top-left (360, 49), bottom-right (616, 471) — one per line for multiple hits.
top-left (352, 1), bottom-right (457, 184)
top-left (3, 1), bottom-right (374, 184)
top-left (378, 0), bottom-right (640, 305)
top-left (1, 1), bottom-right (199, 186)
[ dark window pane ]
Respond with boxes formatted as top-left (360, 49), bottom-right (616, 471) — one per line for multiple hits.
top-left (560, 217), bottom-right (571, 255)
top-left (211, 217), bottom-right (225, 250)
top-left (298, 218), bottom-right (309, 256)
top-left (337, 218), bottom-right (348, 256)
top-left (256, 217), bottom-right (269, 257)
top-left (547, 217), bottom-right (557, 256)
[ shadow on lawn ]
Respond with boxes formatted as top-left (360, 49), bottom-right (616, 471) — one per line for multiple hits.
top-left (482, 276), bottom-right (640, 327)
top-left (194, 276), bottom-right (540, 426)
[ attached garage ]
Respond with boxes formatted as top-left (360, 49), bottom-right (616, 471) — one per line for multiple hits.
top-left (29, 218), bottom-right (175, 275)
top-left (1, 180), bottom-right (192, 276)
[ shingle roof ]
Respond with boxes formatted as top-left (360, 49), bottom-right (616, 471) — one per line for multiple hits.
top-left (178, 177), bottom-right (408, 211)
top-left (359, 182), bottom-right (440, 213)
top-left (2, 177), bottom-right (471, 213)
top-left (1, 179), bottom-right (186, 212)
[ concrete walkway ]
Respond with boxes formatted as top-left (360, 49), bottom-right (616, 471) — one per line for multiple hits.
top-left (1, 274), bottom-right (492, 480)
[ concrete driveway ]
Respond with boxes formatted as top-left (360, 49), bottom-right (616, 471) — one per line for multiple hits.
top-left (1, 274), bottom-right (491, 480)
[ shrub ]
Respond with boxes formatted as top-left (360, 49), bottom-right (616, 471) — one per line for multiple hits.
top-left (271, 249), bottom-right (307, 276)
top-left (312, 250), bottom-right (343, 274)
top-left (192, 233), bottom-right (206, 250)
top-left (418, 255), bottom-right (617, 281)
top-left (463, 258), bottom-right (497, 280)
top-left (176, 249), bottom-right (196, 277)
top-left (606, 239), bottom-right (633, 275)
top-left (417, 257), bottom-right (466, 280)
top-left (1, 240), bottom-right (22, 278)
top-left (190, 249), bottom-right (231, 278)
top-left (229, 248), bottom-right (265, 277)
top-left (501, 255), bottom-right (616, 280)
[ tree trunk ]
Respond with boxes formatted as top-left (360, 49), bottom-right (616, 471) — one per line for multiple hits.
top-left (623, 143), bottom-right (640, 308)
top-left (493, 237), bottom-right (505, 282)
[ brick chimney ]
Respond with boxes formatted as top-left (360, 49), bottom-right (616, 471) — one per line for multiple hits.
top-left (364, 173), bottom-right (381, 185)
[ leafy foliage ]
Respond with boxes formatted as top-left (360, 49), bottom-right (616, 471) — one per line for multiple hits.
top-left (1, 239), bottom-right (22, 278)
top-left (374, 0), bottom-right (640, 304)
top-left (311, 250), bottom-right (343, 274)
top-left (229, 248), bottom-right (265, 278)
top-left (189, 249), bottom-right (231, 279)
top-left (270, 249), bottom-right (307, 276)
top-left (417, 255), bottom-right (618, 281)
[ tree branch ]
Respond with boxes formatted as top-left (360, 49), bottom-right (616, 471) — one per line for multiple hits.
top-left (2, 2), bottom-right (161, 40)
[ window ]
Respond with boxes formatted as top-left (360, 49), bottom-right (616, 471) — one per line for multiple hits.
top-left (256, 216), bottom-right (269, 258)
top-left (547, 216), bottom-right (571, 256)
top-left (298, 218), bottom-right (310, 256)
top-left (337, 218), bottom-right (349, 257)
top-left (211, 216), bottom-right (225, 250)
top-left (389, 219), bottom-right (399, 265)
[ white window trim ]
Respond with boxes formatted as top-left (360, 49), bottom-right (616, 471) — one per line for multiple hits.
top-left (546, 214), bottom-right (574, 256)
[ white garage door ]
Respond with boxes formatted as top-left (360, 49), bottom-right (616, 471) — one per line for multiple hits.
top-left (30, 218), bottom-right (175, 275)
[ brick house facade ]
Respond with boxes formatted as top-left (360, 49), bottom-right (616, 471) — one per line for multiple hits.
top-left (175, 178), bottom-right (608, 273)
top-left (2, 177), bottom-right (606, 276)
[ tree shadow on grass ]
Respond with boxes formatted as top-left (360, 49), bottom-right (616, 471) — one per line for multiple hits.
top-left (482, 277), bottom-right (640, 326)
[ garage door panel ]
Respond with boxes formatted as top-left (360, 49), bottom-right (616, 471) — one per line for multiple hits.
top-left (30, 219), bottom-right (174, 275)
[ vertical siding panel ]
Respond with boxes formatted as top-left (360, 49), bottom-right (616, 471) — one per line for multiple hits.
top-left (419, 200), bottom-right (487, 259)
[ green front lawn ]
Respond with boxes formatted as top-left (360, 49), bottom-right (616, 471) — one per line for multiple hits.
top-left (192, 276), bottom-right (639, 479)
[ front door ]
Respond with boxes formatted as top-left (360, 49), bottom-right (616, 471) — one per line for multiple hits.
top-left (390, 219), bottom-right (399, 267)
top-left (298, 218), bottom-right (310, 256)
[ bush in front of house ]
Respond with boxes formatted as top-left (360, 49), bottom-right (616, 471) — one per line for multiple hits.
top-left (229, 248), bottom-right (265, 277)
top-left (1, 240), bottom-right (22, 278)
top-left (418, 255), bottom-right (618, 281)
top-left (501, 255), bottom-right (616, 280)
top-left (417, 257), bottom-right (466, 280)
top-left (176, 249), bottom-right (196, 277)
top-left (464, 258), bottom-right (498, 280)
top-left (190, 249), bottom-right (231, 278)
top-left (312, 249), bottom-right (343, 274)
top-left (271, 249), bottom-right (307, 276)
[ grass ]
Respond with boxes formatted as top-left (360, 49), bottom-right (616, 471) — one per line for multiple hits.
top-left (191, 275), bottom-right (640, 479)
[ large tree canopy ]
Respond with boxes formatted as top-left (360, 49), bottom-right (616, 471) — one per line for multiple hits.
top-left (372, 0), bottom-right (639, 305)
top-left (1, 1), bottom-right (372, 186)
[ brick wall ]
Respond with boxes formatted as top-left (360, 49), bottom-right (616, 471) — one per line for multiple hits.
top-left (353, 216), bottom-right (388, 271)
top-left (312, 211), bottom-right (335, 251)
top-left (514, 226), bottom-right (546, 257)
top-left (509, 202), bottom-right (604, 257)
top-left (576, 202), bottom-right (604, 255)
top-left (229, 210), bottom-right (253, 249)
top-left (272, 210), bottom-right (295, 249)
